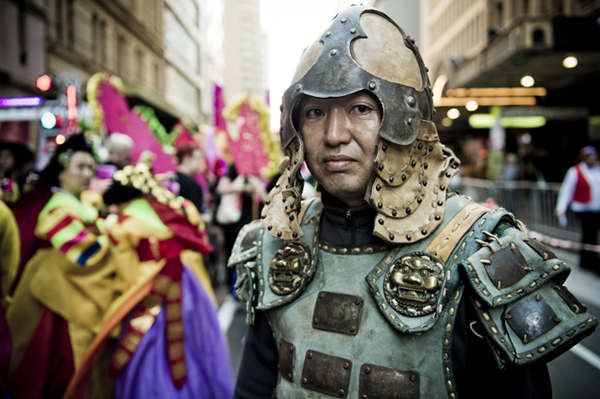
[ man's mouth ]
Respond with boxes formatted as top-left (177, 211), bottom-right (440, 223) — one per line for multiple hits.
top-left (323, 155), bottom-right (354, 172)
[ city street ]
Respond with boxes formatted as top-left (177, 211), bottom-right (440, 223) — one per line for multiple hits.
top-left (218, 248), bottom-right (600, 397)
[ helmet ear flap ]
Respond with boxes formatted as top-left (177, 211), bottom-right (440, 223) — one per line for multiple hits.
top-left (262, 137), bottom-right (305, 241)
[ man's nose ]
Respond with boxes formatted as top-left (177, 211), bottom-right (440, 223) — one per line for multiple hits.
top-left (324, 108), bottom-right (351, 146)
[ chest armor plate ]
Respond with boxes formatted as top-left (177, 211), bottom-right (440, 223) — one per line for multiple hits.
top-left (230, 194), bottom-right (495, 398)
top-left (267, 245), bottom-right (464, 399)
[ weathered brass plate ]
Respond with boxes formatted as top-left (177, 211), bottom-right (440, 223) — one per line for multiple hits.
top-left (359, 363), bottom-right (420, 399)
top-left (300, 350), bottom-right (352, 398)
top-left (312, 291), bottom-right (363, 335)
top-left (278, 339), bottom-right (295, 382)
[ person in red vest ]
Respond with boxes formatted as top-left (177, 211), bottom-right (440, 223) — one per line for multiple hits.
top-left (556, 145), bottom-right (600, 272)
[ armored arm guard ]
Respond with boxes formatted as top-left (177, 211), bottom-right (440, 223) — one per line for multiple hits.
top-left (460, 220), bottom-right (598, 368)
top-left (227, 221), bottom-right (264, 325)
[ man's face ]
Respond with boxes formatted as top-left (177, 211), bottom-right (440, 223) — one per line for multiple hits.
top-left (59, 151), bottom-right (96, 197)
top-left (583, 153), bottom-right (597, 167)
top-left (109, 148), bottom-right (131, 167)
top-left (300, 92), bottom-right (381, 207)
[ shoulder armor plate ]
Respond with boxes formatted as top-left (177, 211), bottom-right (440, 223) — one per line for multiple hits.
top-left (228, 199), bottom-right (322, 324)
top-left (365, 194), bottom-right (492, 334)
top-left (460, 225), bottom-right (598, 367)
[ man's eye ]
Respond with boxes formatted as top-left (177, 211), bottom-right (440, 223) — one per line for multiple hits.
top-left (305, 108), bottom-right (323, 118)
top-left (354, 104), bottom-right (371, 114)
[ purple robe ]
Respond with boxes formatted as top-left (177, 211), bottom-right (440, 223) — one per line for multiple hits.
top-left (116, 266), bottom-right (234, 398)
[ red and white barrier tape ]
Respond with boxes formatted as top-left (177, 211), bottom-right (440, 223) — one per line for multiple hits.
top-left (528, 231), bottom-right (600, 253)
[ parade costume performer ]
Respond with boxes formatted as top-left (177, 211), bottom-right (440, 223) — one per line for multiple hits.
top-left (5, 133), bottom-right (111, 398)
top-left (556, 145), bottom-right (600, 272)
top-left (62, 162), bottom-right (234, 399)
top-left (0, 199), bottom-right (19, 304)
top-left (0, 199), bottom-right (19, 392)
top-left (230, 6), bottom-right (597, 399)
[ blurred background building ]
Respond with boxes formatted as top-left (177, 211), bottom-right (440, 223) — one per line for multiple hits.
top-left (222, 0), bottom-right (268, 104)
top-left (424, 0), bottom-right (599, 182)
top-left (0, 0), bottom-right (232, 157)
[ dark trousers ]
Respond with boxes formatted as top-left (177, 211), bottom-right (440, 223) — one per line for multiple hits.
top-left (575, 211), bottom-right (600, 270)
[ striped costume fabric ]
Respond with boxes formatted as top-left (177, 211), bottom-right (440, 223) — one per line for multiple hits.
top-left (35, 191), bottom-right (108, 267)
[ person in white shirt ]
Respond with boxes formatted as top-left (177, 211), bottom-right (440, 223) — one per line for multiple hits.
top-left (556, 145), bottom-right (600, 272)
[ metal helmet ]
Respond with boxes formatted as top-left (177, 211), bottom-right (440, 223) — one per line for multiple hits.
top-left (280, 5), bottom-right (433, 151)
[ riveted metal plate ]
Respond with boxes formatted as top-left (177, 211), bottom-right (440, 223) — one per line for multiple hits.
top-left (506, 295), bottom-right (559, 344)
top-left (554, 285), bottom-right (587, 314)
top-left (524, 238), bottom-right (556, 260)
top-left (359, 363), bottom-right (419, 399)
top-left (300, 350), bottom-right (351, 398)
top-left (278, 339), bottom-right (295, 382)
top-left (312, 291), bottom-right (363, 335)
top-left (486, 244), bottom-right (529, 288)
top-left (240, 225), bottom-right (261, 252)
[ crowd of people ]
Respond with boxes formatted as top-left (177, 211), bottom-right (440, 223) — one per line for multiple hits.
top-left (0, 131), bottom-right (244, 398)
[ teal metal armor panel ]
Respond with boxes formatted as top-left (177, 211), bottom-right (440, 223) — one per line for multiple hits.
top-left (267, 247), bottom-right (463, 398)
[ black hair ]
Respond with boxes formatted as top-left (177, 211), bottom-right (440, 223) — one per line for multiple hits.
top-left (39, 133), bottom-right (94, 188)
top-left (103, 181), bottom-right (143, 205)
top-left (175, 144), bottom-right (197, 164)
top-left (0, 141), bottom-right (34, 171)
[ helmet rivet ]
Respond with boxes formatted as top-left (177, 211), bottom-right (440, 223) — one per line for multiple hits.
top-left (407, 117), bottom-right (413, 125)
top-left (330, 49), bottom-right (338, 56)
top-left (295, 84), bottom-right (302, 92)
top-left (350, 28), bottom-right (356, 34)
top-left (407, 96), bottom-right (416, 106)
top-left (341, 17), bottom-right (348, 23)
top-left (368, 81), bottom-right (376, 90)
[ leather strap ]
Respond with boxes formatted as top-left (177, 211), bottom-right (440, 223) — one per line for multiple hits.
top-left (425, 202), bottom-right (489, 262)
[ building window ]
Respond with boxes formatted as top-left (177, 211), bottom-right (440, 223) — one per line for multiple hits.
top-left (67, 0), bottom-right (74, 47)
top-left (165, 66), bottom-right (199, 118)
top-left (172, 0), bottom-right (198, 26)
top-left (163, 8), bottom-right (198, 72)
top-left (154, 61), bottom-right (160, 92)
top-left (91, 13), bottom-right (98, 60)
top-left (99, 19), bottom-right (107, 64)
top-left (136, 47), bottom-right (145, 83)
top-left (55, 0), bottom-right (63, 41)
top-left (117, 33), bottom-right (126, 76)
top-left (551, 0), bottom-right (564, 13)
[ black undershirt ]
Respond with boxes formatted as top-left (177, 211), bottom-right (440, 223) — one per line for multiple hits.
top-left (233, 193), bottom-right (551, 399)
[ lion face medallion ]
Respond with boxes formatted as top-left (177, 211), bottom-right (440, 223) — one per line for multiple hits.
top-left (268, 242), bottom-right (312, 296)
top-left (383, 252), bottom-right (445, 316)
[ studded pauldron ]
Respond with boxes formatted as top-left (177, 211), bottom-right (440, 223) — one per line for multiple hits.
top-left (228, 199), bottom-right (323, 325)
top-left (461, 227), bottom-right (598, 367)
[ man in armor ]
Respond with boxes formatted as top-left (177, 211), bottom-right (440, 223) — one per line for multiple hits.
top-left (229, 5), bottom-right (597, 398)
